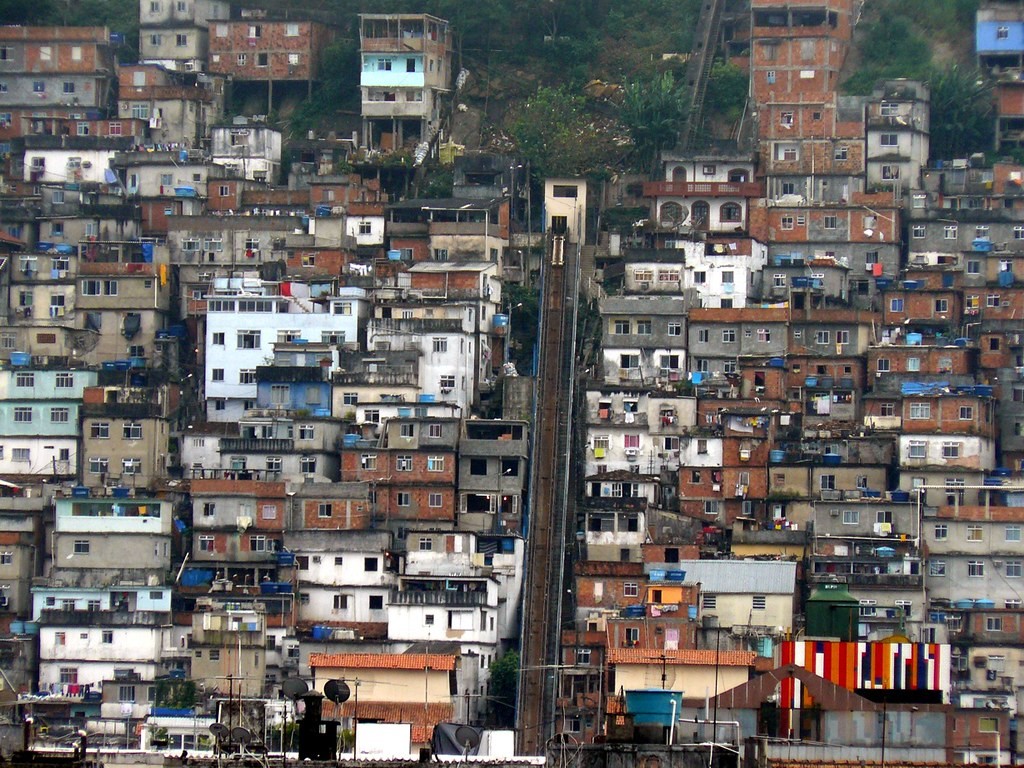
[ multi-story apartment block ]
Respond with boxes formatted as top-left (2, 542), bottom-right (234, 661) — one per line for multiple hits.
top-left (456, 419), bottom-right (529, 533)
top-left (809, 498), bottom-right (923, 640)
top-left (0, 27), bottom-right (116, 142)
top-left (599, 294), bottom-right (689, 383)
top-left (209, 118), bottom-right (281, 183)
top-left (208, 19), bottom-right (332, 105)
top-left (0, 364), bottom-right (97, 478)
top-left (138, 0), bottom-right (230, 72)
top-left (204, 284), bottom-right (366, 421)
top-left (358, 14), bottom-right (451, 151)
top-left (79, 373), bottom-right (178, 490)
top-left (117, 64), bottom-right (224, 146)
top-left (189, 599), bottom-right (268, 697)
top-left (865, 80), bottom-right (930, 191)
top-left (339, 416), bottom-right (459, 530)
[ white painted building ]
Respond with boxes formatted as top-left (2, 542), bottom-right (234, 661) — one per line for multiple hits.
top-left (204, 283), bottom-right (367, 421)
top-left (23, 142), bottom-right (129, 185)
top-left (209, 120), bottom-right (282, 183)
top-left (679, 239), bottom-right (768, 308)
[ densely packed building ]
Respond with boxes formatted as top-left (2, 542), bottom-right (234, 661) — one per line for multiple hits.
top-left (0, 0), bottom-right (1023, 763)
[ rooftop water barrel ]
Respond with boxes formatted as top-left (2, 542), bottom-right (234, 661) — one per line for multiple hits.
top-left (418, 394), bottom-right (436, 403)
top-left (769, 357), bottom-right (785, 368)
top-left (649, 569), bottom-right (666, 581)
top-left (72, 486), bottom-right (90, 498)
top-left (875, 546), bottom-right (896, 558)
top-left (688, 605), bottom-right (698, 620)
top-left (342, 434), bottom-right (359, 447)
top-left (770, 450), bottom-right (786, 463)
top-left (387, 250), bottom-right (402, 261)
top-left (875, 277), bottom-right (892, 289)
top-left (9, 352), bottom-right (30, 366)
top-left (973, 238), bottom-right (994, 252)
top-left (492, 313), bottom-right (509, 332)
top-left (823, 454), bottom-right (841, 466)
top-left (111, 486), bottom-right (130, 498)
top-left (623, 605), bottom-right (645, 618)
top-left (954, 599), bottom-right (975, 610)
top-left (975, 599), bottom-right (996, 609)
top-left (891, 490), bottom-right (910, 502)
top-left (906, 333), bottom-right (923, 346)
top-left (999, 271), bottom-right (1014, 287)
top-left (667, 570), bottom-right (686, 581)
top-left (624, 689), bottom-right (683, 727)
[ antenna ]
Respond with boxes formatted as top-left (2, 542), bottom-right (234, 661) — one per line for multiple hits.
top-left (324, 679), bottom-right (351, 704)
top-left (282, 678), bottom-right (309, 700)
top-left (231, 727), bottom-right (253, 746)
top-left (454, 725), bottom-right (481, 753)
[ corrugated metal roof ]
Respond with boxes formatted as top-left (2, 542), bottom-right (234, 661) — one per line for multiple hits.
top-left (674, 560), bottom-right (797, 594)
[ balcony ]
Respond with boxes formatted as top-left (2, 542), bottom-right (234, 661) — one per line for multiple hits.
top-left (390, 589), bottom-right (489, 607)
top-left (219, 438), bottom-right (295, 453)
top-left (590, 410), bottom-right (649, 426)
top-left (806, 572), bottom-right (923, 587)
top-left (643, 181), bottom-right (761, 198)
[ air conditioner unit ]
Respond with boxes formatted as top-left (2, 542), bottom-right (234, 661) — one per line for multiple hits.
top-left (830, 509), bottom-right (840, 517)
top-left (994, 560), bottom-right (1004, 568)
top-left (638, 281), bottom-right (651, 291)
top-left (624, 448), bottom-right (639, 457)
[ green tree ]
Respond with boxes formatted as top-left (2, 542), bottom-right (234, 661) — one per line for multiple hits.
top-left (928, 64), bottom-right (994, 160)
top-left (620, 71), bottom-right (686, 176)
top-left (487, 651), bottom-right (519, 728)
top-left (505, 86), bottom-right (610, 179)
top-left (704, 61), bottom-right (748, 124)
top-left (842, 12), bottom-right (931, 94)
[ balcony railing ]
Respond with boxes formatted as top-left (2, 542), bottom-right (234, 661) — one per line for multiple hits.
top-left (643, 181), bottom-right (762, 198)
top-left (219, 438), bottom-right (295, 453)
top-left (390, 590), bottom-right (489, 607)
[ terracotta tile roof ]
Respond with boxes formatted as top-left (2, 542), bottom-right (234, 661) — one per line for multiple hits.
top-left (322, 700), bottom-right (453, 723)
top-left (606, 648), bottom-right (756, 667)
top-left (321, 700), bottom-right (453, 744)
top-left (308, 652), bottom-right (457, 671)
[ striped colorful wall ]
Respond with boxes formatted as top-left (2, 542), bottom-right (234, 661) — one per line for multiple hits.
top-left (778, 640), bottom-right (951, 707)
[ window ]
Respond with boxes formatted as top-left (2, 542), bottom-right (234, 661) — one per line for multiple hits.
top-left (781, 216), bottom-right (794, 230)
top-left (300, 456), bottom-right (317, 474)
top-left (820, 475), bottom-right (836, 490)
top-left (397, 492), bottom-right (411, 507)
top-left (842, 509), bottom-right (859, 525)
top-left (13, 407), bottom-right (32, 423)
top-left (429, 493), bottom-right (442, 508)
top-left (12, 448), bottom-right (29, 463)
top-left (73, 540), bottom-right (90, 555)
top-left (943, 225), bottom-right (958, 240)
top-left (636, 319), bottom-right (652, 335)
top-left (15, 372), bottom-right (34, 388)
top-left (88, 457), bottom-right (108, 474)
top-left (427, 456), bottom-right (445, 472)
top-left (50, 407), bottom-right (69, 424)
top-left (907, 440), bottom-right (926, 459)
top-left (998, 25), bottom-right (1010, 39)
top-left (968, 560), bottom-right (985, 577)
top-left (211, 369), bottom-right (224, 382)
top-left (198, 535), bottom-right (214, 552)
top-left (432, 248), bottom-right (449, 261)
top-left (102, 630), bottom-right (113, 644)
top-left (815, 330), bottom-right (831, 345)
top-left (668, 322), bottom-right (682, 336)
top-left (909, 402), bottom-right (931, 419)
top-left (1006, 561), bottom-right (1022, 578)
top-left (239, 370), bottom-right (256, 384)
top-left (123, 423), bottom-right (142, 440)
top-left (432, 338), bottom-right (448, 353)
top-left (702, 594), bottom-right (717, 609)
top-left (934, 298), bottom-right (949, 313)
top-left (318, 503), bottom-right (332, 518)
top-left (836, 330), bottom-right (850, 345)
top-left (933, 524), bottom-right (948, 540)
top-left (176, 33), bottom-right (188, 47)
top-left (823, 214), bottom-right (838, 229)
top-left (333, 594), bottom-right (348, 611)
top-left (986, 616), bottom-right (1003, 632)
top-left (722, 329), bottom-right (736, 343)
top-left (122, 458), bottom-right (142, 475)
top-left (929, 560), bottom-right (946, 576)
top-left (967, 524), bottom-right (984, 542)
top-left (1006, 525), bottom-right (1021, 542)
top-left (237, 330), bottom-right (260, 349)
top-left (364, 557), bottom-right (378, 572)
top-left (880, 133), bottom-right (898, 147)
top-left (623, 583), bottom-right (639, 598)
top-left (942, 442), bottom-right (961, 459)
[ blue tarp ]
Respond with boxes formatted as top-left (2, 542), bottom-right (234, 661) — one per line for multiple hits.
top-left (901, 381), bottom-right (949, 396)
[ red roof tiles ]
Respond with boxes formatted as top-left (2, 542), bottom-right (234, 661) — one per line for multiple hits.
top-left (308, 652), bottom-right (457, 671)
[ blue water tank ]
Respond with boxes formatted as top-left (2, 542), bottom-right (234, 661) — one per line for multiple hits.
top-left (954, 599), bottom-right (975, 610)
top-left (387, 250), bottom-right (402, 261)
top-left (823, 454), bottom-right (841, 466)
top-left (418, 394), bottom-right (436, 403)
top-left (342, 434), bottom-right (359, 447)
top-left (906, 333), bottom-right (923, 346)
top-left (9, 352), bottom-right (30, 366)
top-left (667, 570), bottom-right (686, 581)
top-left (687, 605), bottom-right (698, 620)
top-left (769, 357), bottom-right (785, 368)
top-left (624, 690), bottom-right (683, 726)
top-left (976, 599), bottom-right (996, 609)
top-left (72, 486), bottom-right (90, 498)
top-left (111, 486), bottom-right (130, 498)
top-left (891, 491), bottom-right (910, 502)
top-left (493, 313), bottom-right (509, 330)
top-left (649, 569), bottom-right (666, 581)
top-left (999, 270), bottom-right (1014, 286)
top-left (770, 450), bottom-right (786, 463)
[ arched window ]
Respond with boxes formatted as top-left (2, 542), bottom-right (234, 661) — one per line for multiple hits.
top-left (659, 202), bottom-right (686, 226)
top-left (671, 166), bottom-right (687, 182)
top-left (721, 202), bottom-right (743, 222)
top-left (728, 169), bottom-right (749, 183)
top-left (692, 201), bottom-right (710, 228)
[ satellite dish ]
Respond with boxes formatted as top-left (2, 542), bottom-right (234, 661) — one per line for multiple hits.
top-left (231, 727), bottom-right (252, 746)
top-left (324, 679), bottom-right (351, 704)
top-left (454, 725), bottom-right (481, 751)
top-left (209, 723), bottom-right (230, 740)
top-left (282, 678), bottom-right (309, 700)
